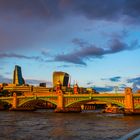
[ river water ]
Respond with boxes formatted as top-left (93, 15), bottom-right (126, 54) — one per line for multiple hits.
top-left (0, 110), bottom-right (140, 140)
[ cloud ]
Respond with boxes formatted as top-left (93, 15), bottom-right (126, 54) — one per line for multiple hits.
top-left (0, 0), bottom-right (66, 21)
top-left (127, 77), bottom-right (140, 83)
top-left (86, 81), bottom-right (94, 86)
top-left (101, 29), bottom-right (129, 39)
top-left (54, 52), bottom-right (87, 65)
top-left (0, 1), bottom-right (140, 65)
top-left (54, 38), bottom-right (139, 65)
top-left (0, 75), bottom-right (12, 83)
top-left (109, 76), bottom-right (121, 82)
top-left (0, 21), bottom-right (48, 52)
top-left (72, 0), bottom-right (140, 24)
top-left (94, 84), bottom-right (126, 92)
top-left (57, 65), bottom-right (72, 68)
top-left (41, 51), bottom-right (49, 56)
top-left (127, 77), bottom-right (140, 91)
top-left (1, 1), bottom-right (140, 23)
top-left (0, 37), bottom-right (138, 66)
top-left (26, 79), bottom-right (52, 86)
top-left (94, 86), bottom-right (114, 92)
top-left (0, 53), bottom-right (44, 62)
top-left (123, 0), bottom-right (140, 23)
top-left (119, 84), bottom-right (127, 90)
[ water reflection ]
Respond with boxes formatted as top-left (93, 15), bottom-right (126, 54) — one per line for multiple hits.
top-left (0, 110), bottom-right (140, 140)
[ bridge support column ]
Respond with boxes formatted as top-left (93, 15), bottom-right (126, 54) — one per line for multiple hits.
top-left (12, 92), bottom-right (18, 109)
top-left (124, 87), bottom-right (134, 114)
top-left (55, 90), bottom-right (64, 112)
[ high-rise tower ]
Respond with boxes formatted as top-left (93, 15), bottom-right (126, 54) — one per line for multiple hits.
top-left (13, 65), bottom-right (25, 85)
top-left (53, 71), bottom-right (69, 87)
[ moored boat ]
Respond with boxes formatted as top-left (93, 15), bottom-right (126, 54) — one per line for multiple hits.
top-left (103, 106), bottom-right (124, 114)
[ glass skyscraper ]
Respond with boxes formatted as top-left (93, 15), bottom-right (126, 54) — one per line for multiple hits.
top-left (13, 65), bottom-right (25, 85)
top-left (53, 71), bottom-right (69, 87)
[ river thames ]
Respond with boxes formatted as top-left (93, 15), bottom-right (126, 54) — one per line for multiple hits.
top-left (0, 110), bottom-right (140, 140)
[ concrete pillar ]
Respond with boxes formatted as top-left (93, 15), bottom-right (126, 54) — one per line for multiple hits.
top-left (124, 87), bottom-right (134, 112)
top-left (12, 92), bottom-right (17, 108)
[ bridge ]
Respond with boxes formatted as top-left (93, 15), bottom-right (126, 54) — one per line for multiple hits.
top-left (0, 87), bottom-right (140, 114)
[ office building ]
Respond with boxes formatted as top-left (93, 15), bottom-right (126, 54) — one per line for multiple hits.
top-left (53, 71), bottom-right (69, 87)
top-left (13, 65), bottom-right (25, 85)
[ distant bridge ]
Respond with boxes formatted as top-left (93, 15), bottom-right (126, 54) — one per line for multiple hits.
top-left (0, 87), bottom-right (140, 113)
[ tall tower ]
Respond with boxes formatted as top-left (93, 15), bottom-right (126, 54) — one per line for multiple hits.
top-left (13, 65), bottom-right (25, 85)
top-left (53, 71), bottom-right (69, 87)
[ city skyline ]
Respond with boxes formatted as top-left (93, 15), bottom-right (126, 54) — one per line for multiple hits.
top-left (0, 0), bottom-right (140, 91)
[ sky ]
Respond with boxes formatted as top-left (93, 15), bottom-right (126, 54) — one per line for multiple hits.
top-left (0, 0), bottom-right (140, 92)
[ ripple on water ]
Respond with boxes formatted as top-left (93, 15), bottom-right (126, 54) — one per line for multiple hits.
top-left (0, 111), bottom-right (140, 140)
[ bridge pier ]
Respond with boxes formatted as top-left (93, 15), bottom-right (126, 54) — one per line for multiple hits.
top-left (55, 90), bottom-right (64, 112)
top-left (124, 87), bottom-right (134, 114)
top-left (54, 82), bottom-right (65, 112)
top-left (10, 92), bottom-right (36, 111)
top-left (12, 92), bottom-right (18, 109)
top-left (54, 90), bottom-right (81, 113)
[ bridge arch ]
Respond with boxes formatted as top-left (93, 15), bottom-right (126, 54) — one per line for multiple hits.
top-left (0, 100), bottom-right (12, 109)
top-left (18, 98), bottom-right (57, 107)
top-left (65, 98), bottom-right (124, 108)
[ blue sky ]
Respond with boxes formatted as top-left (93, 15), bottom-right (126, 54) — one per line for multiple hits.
top-left (0, 0), bottom-right (140, 92)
